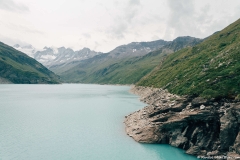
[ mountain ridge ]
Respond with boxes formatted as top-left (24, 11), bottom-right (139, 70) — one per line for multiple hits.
top-left (59, 36), bottom-right (201, 84)
top-left (137, 18), bottom-right (240, 99)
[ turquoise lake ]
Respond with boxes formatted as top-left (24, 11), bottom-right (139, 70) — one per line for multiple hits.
top-left (0, 84), bottom-right (198, 160)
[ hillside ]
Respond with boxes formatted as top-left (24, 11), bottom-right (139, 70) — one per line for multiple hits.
top-left (0, 42), bottom-right (60, 84)
top-left (51, 39), bottom-right (169, 76)
top-left (60, 37), bottom-right (201, 84)
top-left (126, 18), bottom-right (240, 158)
top-left (138, 18), bottom-right (240, 99)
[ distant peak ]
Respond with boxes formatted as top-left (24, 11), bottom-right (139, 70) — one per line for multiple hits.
top-left (130, 42), bottom-right (140, 45)
top-left (81, 47), bottom-right (90, 51)
top-left (58, 46), bottom-right (66, 50)
top-left (173, 36), bottom-right (200, 41)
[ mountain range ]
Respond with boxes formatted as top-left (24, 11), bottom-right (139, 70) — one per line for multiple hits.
top-left (59, 36), bottom-right (201, 84)
top-left (14, 37), bottom-right (201, 84)
top-left (2, 15), bottom-right (240, 158)
top-left (10, 18), bottom-right (240, 99)
top-left (13, 45), bottom-right (103, 68)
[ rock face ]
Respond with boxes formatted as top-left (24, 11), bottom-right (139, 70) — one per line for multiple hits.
top-left (125, 86), bottom-right (240, 158)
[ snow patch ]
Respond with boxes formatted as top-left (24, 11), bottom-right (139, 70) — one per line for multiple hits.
top-left (40, 55), bottom-right (56, 60)
top-left (50, 47), bottom-right (59, 54)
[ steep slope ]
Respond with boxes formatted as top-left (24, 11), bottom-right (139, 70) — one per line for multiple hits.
top-left (138, 18), bottom-right (240, 99)
top-left (60, 37), bottom-right (201, 84)
top-left (126, 18), bottom-right (240, 158)
top-left (0, 42), bottom-right (60, 84)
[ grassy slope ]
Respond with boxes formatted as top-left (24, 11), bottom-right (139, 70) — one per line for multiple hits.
top-left (137, 18), bottom-right (240, 99)
top-left (60, 49), bottom-right (180, 84)
top-left (0, 42), bottom-right (60, 84)
top-left (61, 37), bottom-right (201, 84)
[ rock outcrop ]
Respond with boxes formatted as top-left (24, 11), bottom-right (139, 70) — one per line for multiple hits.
top-left (125, 86), bottom-right (240, 158)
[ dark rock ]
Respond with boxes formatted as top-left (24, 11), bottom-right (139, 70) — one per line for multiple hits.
top-left (186, 146), bottom-right (200, 155)
top-left (192, 97), bottom-right (207, 107)
top-left (125, 86), bottom-right (240, 158)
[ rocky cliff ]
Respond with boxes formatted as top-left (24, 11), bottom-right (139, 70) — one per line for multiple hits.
top-left (125, 86), bottom-right (240, 158)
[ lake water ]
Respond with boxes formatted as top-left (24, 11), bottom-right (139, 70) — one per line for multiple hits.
top-left (0, 84), bottom-right (198, 160)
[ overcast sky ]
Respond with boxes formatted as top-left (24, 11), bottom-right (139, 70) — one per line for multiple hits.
top-left (0, 0), bottom-right (239, 52)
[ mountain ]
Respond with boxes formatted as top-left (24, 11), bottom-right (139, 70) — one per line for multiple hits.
top-left (137, 18), bottom-right (240, 99)
top-left (106, 39), bottom-right (169, 58)
top-left (35, 47), bottom-right (103, 68)
top-left (60, 37), bottom-right (201, 84)
top-left (49, 39), bottom-right (169, 74)
top-left (0, 42), bottom-right (60, 84)
top-left (126, 18), bottom-right (240, 158)
top-left (13, 45), bottom-right (103, 70)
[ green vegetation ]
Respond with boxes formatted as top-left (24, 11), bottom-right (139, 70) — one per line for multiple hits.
top-left (60, 37), bottom-right (201, 84)
top-left (137, 18), bottom-right (240, 99)
top-left (60, 52), bottom-right (166, 84)
top-left (0, 42), bottom-right (60, 84)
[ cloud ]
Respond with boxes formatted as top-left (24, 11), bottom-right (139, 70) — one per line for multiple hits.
top-left (93, 41), bottom-right (100, 50)
top-left (151, 35), bottom-right (160, 41)
top-left (82, 33), bottom-right (91, 39)
top-left (0, 0), bottom-right (29, 12)
top-left (5, 23), bottom-right (44, 34)
top-left (233, 4), bottom-right (240, 20)
top-left (164, 0), bottom-right (240, 40)
top-left (106, 21), bottom-right (127, 39)
top-left (0, 34), bottom-right (29, 46)
top-left (106, 0), bottom-right (142, 40)
top-left (164, 0), bottom-right (197, 39)
top-left (129, 0), bottom-right (141, 6)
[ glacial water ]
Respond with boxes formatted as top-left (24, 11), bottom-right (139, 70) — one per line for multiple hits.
top-left (0, 84), bottom-right (198, 160)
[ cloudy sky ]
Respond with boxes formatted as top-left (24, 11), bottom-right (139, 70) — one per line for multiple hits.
top-left (0, 0), bottom-right (239, 52)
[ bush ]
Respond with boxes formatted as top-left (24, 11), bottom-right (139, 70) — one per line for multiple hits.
top-left (219, 43), bottom-right (227, 48)
top-left (201, 89), bottom-right (219, 99)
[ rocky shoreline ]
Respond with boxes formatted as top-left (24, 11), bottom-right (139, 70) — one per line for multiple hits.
top-left (125, 86), bottom-right (240, 159)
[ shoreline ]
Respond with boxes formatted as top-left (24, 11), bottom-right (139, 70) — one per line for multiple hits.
top-left (125, 85), bottom-right (240, 158)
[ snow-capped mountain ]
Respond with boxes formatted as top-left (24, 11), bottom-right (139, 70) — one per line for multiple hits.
top-left (13, 44), bottom-right (103, 68)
